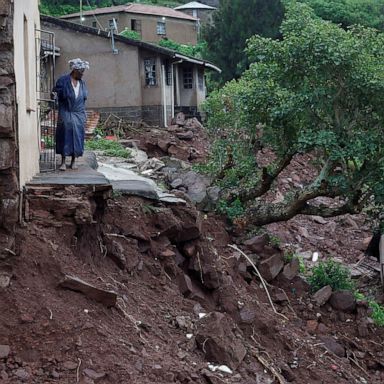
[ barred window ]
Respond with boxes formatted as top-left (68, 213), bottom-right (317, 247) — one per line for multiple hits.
top-left (183, 67), bottom-right (193, 89)
top-left (144, 58), bottom-right (156, 86)
top-left (157, 21), bottom-right (166, 35)
top-left (165, 60), bottom-right (172, 86)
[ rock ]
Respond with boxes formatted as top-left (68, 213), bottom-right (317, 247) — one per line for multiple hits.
top-left (0, 273), bottom-right (10, 288)
top-left (59, 275), bottom-right (118, 307)
top-left (175, 112), bottom-right (186, 126)
top-left (244, 234), bottom-right (270, 254)
top-left (182, 242), bottom-right (197, 258)
top-left (311, 216), bottom-right (328, 224)
top-left (129, 147), bottom-right (148, 164)
top-left (298, 226), bottom-right (310, 238)
top-left (176, 131), bottom-right (194, 140)
top-left (14, 368), bottom-right (30, 381)
top-left (0, 345), bottom-right (10, 359)
top-left (157, 138), bottom-right (171, 152)
top-left (106, 240), bottom-right (126, 270)
top-left (170, 178), bottom-right (184, 189)
top-left (282, 258), bottom-right (299, 280)
top-left (178, 171), bottom-right (212, 207)
top-left (297, 250), bottom-right (312, 260)
top-left (313, 285), bottom-right (332, 306)
top-left (83, 368), bottom-right (106, 381)
top-left (168, 144), bottom-right (190, 161)
top-left (306, 320), bottom-right (318, 334)
top-left (316, 323), bottom-right (329, 334)
top-left (258, 254), bottom-right (284, 282)
top-left (159, 249), bottom-right (175, 258)
top-left (196, 312), bottom-right (246, 369)
top-left (63, 361), bottom-right (78, 370)
top-left (177, 273), bottom-right (206, 301)
top-left (319, 336), bottom-right (345, 357)
top-left (281, 364), bottom-right (295, 382)
top-left (329, 290), bottom-right (356, 312)
top-left (239, 306), bottom-right (257, 324)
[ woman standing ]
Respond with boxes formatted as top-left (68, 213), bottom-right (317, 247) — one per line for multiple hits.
top-left (53, 58), bottom-right (89, 171)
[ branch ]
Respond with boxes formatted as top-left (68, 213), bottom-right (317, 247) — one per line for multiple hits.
top-left (300, 202), bottom-right (360, 217)
top-left (234, 151), bottom-right (295, 203)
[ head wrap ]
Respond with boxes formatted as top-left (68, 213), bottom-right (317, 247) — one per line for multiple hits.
top-left (68, 58), bottom-right (90, 71)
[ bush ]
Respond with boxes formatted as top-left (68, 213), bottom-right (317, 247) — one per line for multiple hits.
top-left (119, 29), bottom-right (141, 41)
top-left (369, 301), bottom-right (384, 327)
top-left (308, 259), bottom-right (354, 293)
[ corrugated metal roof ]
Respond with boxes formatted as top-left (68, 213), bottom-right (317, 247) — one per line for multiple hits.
top-left (61, 3), bottom-right (197, 21)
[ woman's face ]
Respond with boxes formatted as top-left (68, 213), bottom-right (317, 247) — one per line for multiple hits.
top-left (72, 68), bottom-right (85, 80)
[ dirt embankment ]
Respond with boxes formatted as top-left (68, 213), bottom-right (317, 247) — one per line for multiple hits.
top-left (0, 185), bottom-right (383, 384)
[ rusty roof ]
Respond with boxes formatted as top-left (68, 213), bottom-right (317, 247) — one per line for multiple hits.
top-left (61, 3), bottom-right (197, 21)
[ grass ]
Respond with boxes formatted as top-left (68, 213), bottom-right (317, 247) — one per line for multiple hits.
top-left (86, 138), bottom-right (131, 158)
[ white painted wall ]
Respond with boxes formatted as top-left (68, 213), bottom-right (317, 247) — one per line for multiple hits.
top-left (14, 0), bottom-right (40, 187)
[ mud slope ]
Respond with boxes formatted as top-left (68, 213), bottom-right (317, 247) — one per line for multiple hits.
top-left (0, 195), bottom-right (383, 384)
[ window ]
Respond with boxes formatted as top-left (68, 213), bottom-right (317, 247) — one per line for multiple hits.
top-left (157, 21), bottom-right (166, 35)
top-left (198, 71), bottom-right (204, 90)
top-left (183, 67), bottom-right (193, 89)
top-left (165, 60), bottom-right (172, 86)
top-left (92, 21), bottom-right (97, 28)
top-left (131, 19), bottom-right (142, 36)
top-left (109, 19), bottom-right (118, 30)
top-left (144, 58), bottom-right (156, 86)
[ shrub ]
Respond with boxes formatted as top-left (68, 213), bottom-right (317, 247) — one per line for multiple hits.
top-left (308, 259), bottom-right (354, 293)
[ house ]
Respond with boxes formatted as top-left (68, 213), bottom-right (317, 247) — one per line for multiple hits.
top-left (41, 16), bottom-right (220, 127)
top-left (174, 1), bottom-right (217, 29)
top-left (60, 3), bottom-right (198, 45)
top-left (0, 0), bottom-right (40, 257)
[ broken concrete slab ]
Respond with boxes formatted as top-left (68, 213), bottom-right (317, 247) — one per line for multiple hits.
top-left (111, 180), bottom-right (159, 200)
top-left (59, 275), bottom-right (117, 307)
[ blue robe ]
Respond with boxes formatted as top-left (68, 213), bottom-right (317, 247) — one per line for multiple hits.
top-left (53, 74), bottom-right (88, 157)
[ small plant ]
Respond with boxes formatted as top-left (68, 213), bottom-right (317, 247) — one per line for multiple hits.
top-left (369, 301), bottom-right (384, 327)
top-left (217, 198), bottom-right (244, 221)
top-left (85, 138), bottom-right (131, 158)
top-left (284, 250), bottom-right (294, 263)
top-left (269, 235), bottom-right (281, 247)
top-left (308, 259), bottom-right (354, 293)
top-left (119, 28), bottom-right (141, 40)
top-left (298, 256), bottom-right (306, 274)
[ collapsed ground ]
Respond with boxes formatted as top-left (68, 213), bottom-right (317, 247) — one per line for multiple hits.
top-left (0, 118), bottom-right (383, 384)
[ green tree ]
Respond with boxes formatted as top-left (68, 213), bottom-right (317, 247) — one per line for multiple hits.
top-left (204, 2), bottom-right (384, 226)
top-left (202, 0), bottom-right (284, 85)
top-left (301, 0), bottom-right (384, 31)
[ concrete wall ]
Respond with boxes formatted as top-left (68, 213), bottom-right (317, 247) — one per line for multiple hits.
top-left (14, 0), bottom-right (40, 187)
top-left (70, 12), bottom-right (197, 45)
top-left (43, 21), bottom-right (143, 109)
top-left (0, 0), bottom-right (18, 257)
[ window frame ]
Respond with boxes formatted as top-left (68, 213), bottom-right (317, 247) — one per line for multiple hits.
top-left (156, 21), bottom-right (166, 35)
top-left (183, 67), bottom-right (193, 89)
top-left (144, 58), bottom-right (157, 87)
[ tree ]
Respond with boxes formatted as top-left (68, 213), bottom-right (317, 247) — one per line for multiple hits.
top-left (203, 2), bottom-right (384, 226)
top-left (301, 0), bottom-right (384, 31)
top-left (202, 0), bottom-right (284, 85)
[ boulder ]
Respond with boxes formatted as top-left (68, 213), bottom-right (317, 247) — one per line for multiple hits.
top-left (258, 254), bottom-right (284, 282)
top-left (282, 258), bottom-right (299, 280)
top-left (0, 345), bottom-right (10, 359)
top-left (176, 131), bottom-right (194, 140)
top-left (329, 290), bottom-right (356, 312)
top-left (196, 312), bottom-right (246, 369)
top-left (59, 275), bottom-right (118, 307)
top-left (312, 285), bottom-right (332, 306)
top-left (244, 234), bottom-right (270, 254)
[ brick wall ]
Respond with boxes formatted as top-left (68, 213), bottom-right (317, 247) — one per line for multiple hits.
top-left (0, 0), bottom-right (18, 258)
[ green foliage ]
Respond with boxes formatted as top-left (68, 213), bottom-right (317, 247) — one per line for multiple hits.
top-left (369, 300), bottom-right (384, 327)
top-left (202, 0), bottom-right (284, 85)
top-left (308, 259), bottom-right (354, 292)
top-left (204, 2), bottom-right (384, 222)
top-left (85, 139), bottom-right (131, 158)
top-left (217, 198), bottom-right (244, 221)
top-left (158, 39), bottom-right (206, 59)
top-left (119, 28), bottom-right (141, 41)
top-left (269, 235), bottom-right (281, 247)
top-left (300, 0), bottom-right (384, 31)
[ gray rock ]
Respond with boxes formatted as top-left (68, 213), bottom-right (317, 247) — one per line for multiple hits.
top-left (244, 234), bottom-right (270, 253)
top-left (282, 258), bottom-right (299, 280)
top-left (0, 274), bottom-right (10, 288)
top-left (258, 254), bottom-right (284, 282)
top-left (170, 178), bottom-right (184, 189)
top-left (313, 285), bottom-right (332, 306)
top-left (319, 336), bottom-right (345, 357)
top-left (14, 368), bottom-right (30, 381)
top-left (329, 290), bottom-right (356, 312)
top-left (83, 368), bottom-right (106, 381)
top-left (176, 131), bottom-right (194, 140)
top-left (0, 345), bottom-right (10, 359)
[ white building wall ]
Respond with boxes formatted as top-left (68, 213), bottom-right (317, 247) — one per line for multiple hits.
top-left (14, 0), bottom-right (40, 187)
